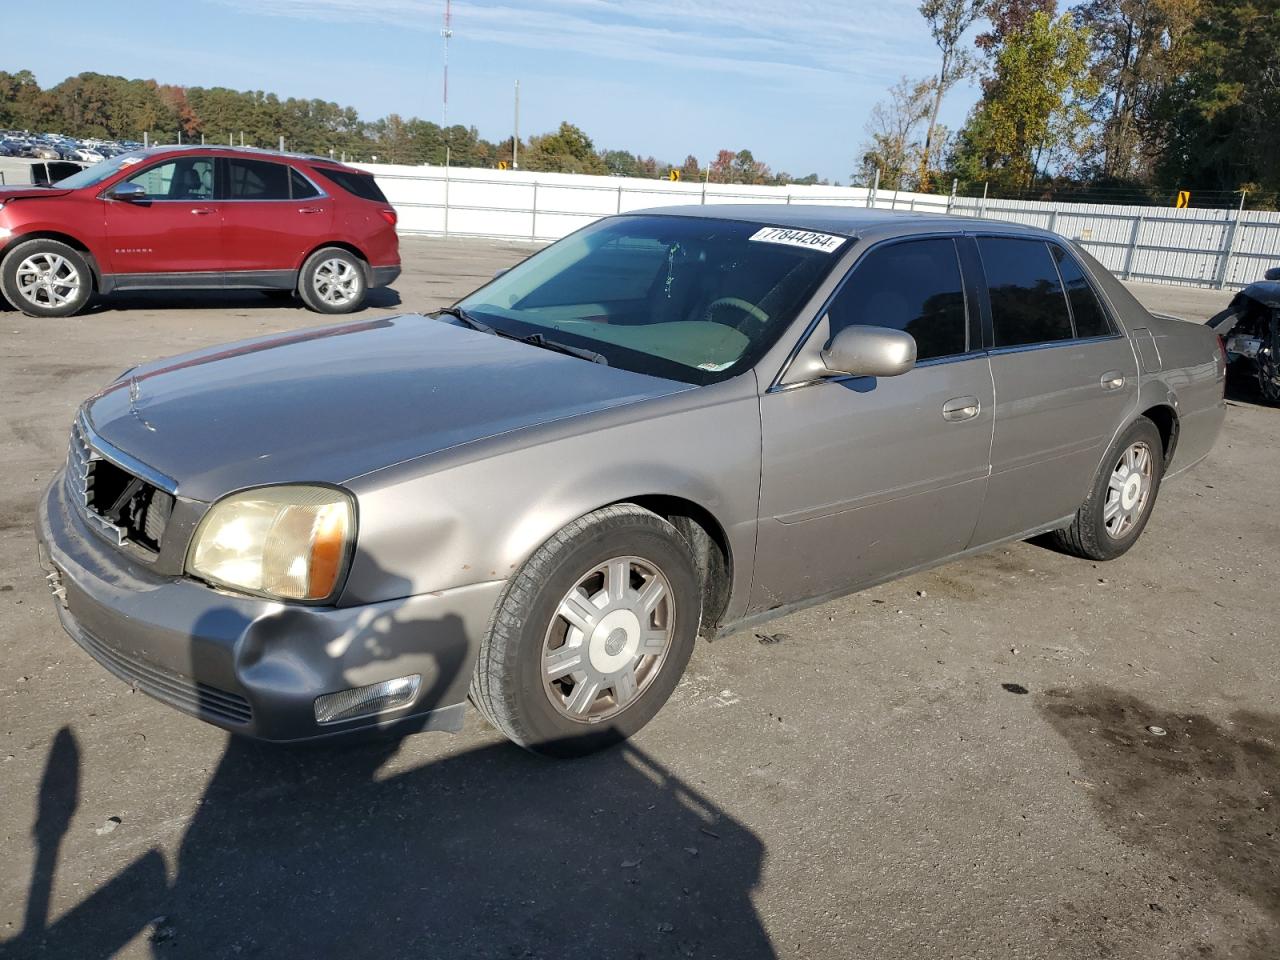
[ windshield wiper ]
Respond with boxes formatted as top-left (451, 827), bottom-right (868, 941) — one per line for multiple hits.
top-left (519, 333), bottom-right (608, 365)
top-left (431, 305), bottom-right (495, 334)
top-left (431, 307), bottom-right (607, 365)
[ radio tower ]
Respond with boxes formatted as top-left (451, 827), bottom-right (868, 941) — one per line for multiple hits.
top-left (441, 0), bottom-right (453, 131)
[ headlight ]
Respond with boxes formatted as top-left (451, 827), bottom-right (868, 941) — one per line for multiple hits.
top-left (187, 485), bottom-right (355, 601)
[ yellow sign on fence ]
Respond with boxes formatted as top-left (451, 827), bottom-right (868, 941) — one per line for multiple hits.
top-left (497, 161), bottom-right (509, 170)
top-left (668, 169), bottom-right (681, 182)
top-left (1175, 190), bottom-right (1190, 208)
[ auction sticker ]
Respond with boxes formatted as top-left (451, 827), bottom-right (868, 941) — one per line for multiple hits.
top-left (749, 226), bottom-right (847, 253)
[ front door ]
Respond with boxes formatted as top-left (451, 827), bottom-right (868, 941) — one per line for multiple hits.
top-left (102, 155), bottom-right (222, 277)
top-left (751, 236), bottom-right (994, 614)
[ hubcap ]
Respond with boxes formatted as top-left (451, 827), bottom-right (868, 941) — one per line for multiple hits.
top-left (542, 556), bottom-right (674, 724)
top-left (313, 258), bottom-right (360, 306)
top-left (1103, 441), bottom-right (1154, 538)
top-left (15, 253), bottom-right (81, 308)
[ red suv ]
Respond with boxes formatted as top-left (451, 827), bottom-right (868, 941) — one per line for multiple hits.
top-left (0, 146), bottom-right (400, 317)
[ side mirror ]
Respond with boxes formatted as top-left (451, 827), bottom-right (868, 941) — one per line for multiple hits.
top-left (106, 181), bottom-right (147, 202)
top-left (821, 324), bottom-right (916, 378)
top-left (1264, 266), bottom-right (1280, 282)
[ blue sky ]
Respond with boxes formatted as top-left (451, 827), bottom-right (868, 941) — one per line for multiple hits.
top-left (24, 0), bottom-right (984, 183)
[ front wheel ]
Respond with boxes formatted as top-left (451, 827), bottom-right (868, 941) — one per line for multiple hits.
top-left (1, 239), bottom-right (93, 317)
top-left (1050, 417), bottom-right (1165, 561)
top-left (298, 247), bottom-right (367, 314)
top-left (470, 504), bottom-right (701, 758)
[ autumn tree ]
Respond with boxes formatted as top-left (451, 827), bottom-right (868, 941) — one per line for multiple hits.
top-left (523, 122), bottom-right (607, 174)
top-left (917, 0), bottom-right (987, 189)
top-left (952, 12), bottom-right (1098, 189)
top-left (856, 75), bottom-right (934, 188)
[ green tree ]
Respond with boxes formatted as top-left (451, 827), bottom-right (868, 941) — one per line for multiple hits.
top-left (0, 70), bottom-right (50, 129)
top-left (523, 122), bottom-right (606, 174)
top-left (952, 12), bottom-right (1098, 189)
top-left (918, 0), bottom-right (987, 189)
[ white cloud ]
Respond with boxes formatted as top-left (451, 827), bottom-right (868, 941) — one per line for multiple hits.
top-left (212, 0), bottom-right (937, 86)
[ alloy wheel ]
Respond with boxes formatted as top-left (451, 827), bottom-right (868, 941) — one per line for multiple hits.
top-left (542, 556), bottom-right (674, 724)
top-left (312, 258), bottom-right (360, 306)
top-left (1103, 440), bottom-right (1154, 539)
top-left (15, 253), bottom-right (81, 309)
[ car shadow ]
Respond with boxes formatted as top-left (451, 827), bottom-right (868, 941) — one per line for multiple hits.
top-left (5, 589), bottom-right (775, 959)
top-left (1037, 685), bottom-right (1280, 958)
top-left (0, 286), bottom-right (403, 316)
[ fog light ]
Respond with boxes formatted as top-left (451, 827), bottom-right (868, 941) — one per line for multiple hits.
top-left (314, 674), bottom-right (421, 724)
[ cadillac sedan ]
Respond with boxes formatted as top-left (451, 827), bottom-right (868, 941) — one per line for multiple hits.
top-left (35, 206), bottom-right (1226, 756)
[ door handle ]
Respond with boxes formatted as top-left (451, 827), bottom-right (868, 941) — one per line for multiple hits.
top-left (1100, 370), bottom-right (1126, 390)
top-left (190, 207), bottom-right (214, 215)
top-left (297, 207), bottom-right (324, 214)
top-left (942, 396), bottom-right (981, 422)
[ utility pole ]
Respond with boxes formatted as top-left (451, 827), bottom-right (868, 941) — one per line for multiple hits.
top-left (512, 79), bottom-right (520, 169)
top-left (441, 0), bottom-right (453, 130)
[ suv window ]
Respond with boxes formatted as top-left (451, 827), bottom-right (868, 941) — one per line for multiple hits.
top-left (226, 158), bottom-right (290, 200)
top-left (979, 237), bottom-right (1073, 347)
top-left (826, 237), bottom-right (968, 361)
top-left (125, 157), bottom-right (214, 200)
top-left (316, 167), bottom-right (387, 203)
top-left (290, 167), bottom-right (320, 199)
top-left (1051, 245), bottom-right (1113, 339)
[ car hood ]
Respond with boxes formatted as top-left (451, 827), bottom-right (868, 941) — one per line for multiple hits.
top-left (0, 186), bottom-right (72, 200)
top-left (84, 314), bottom-right (692, 502)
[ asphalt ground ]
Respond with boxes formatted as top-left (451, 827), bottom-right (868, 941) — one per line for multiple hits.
top-left (1, 236), bottom-right (1276, 960)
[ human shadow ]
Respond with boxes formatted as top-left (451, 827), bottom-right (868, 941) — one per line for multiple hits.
top-left (1037, 685), bottom-right (1280, 958)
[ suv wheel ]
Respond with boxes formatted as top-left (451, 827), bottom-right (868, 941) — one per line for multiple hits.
top-left (470, 504), bottom-right (701, 758)
top-left (1, 239), bottom-right (93, 317)
top-left (298, 247), bottom-right (367, 314)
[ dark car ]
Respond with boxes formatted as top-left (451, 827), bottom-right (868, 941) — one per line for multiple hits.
top-left (0, 145), bottom-right (401, 317)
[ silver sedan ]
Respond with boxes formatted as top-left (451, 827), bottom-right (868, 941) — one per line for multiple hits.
top-left (36, 206), bottom-right (1226, 756)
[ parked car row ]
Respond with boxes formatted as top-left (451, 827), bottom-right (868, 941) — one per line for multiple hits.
top-left (0, 144), bottom-right (401, 316)
top-left (0, 131), bottom-right (140, 163)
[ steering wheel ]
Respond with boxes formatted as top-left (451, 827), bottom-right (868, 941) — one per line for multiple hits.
top-left (703, 296), bottom-right (769, 332)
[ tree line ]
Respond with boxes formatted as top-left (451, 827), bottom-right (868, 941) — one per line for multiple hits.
top-left (0, 69), bottom-right (827, 187)
top-left (858, 0), bottom-right (1280, 208)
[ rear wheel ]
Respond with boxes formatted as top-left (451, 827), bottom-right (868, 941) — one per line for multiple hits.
top-left (298, 247), bottom-right (367, 314)
top-left (1050, 417), bottom-right (1165, 561)
top-left (1, 239), bottom-right (92, 317)
top-left (470, 504), bottom-right (701, 757)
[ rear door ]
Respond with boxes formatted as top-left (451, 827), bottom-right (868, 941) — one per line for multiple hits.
top-left (751, 236), bottom-right (994, 612)
top-left (219, 157), bottom-right (333, 284)
top-left (966, 235), bottom-right (1137, 547)
top-left (102, 154), bottom-right (222, 277)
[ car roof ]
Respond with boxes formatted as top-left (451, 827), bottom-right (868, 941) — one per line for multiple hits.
top-left (626, 203), bottom-right (1055, 241)
top-left (136, 143), bottom-right (358, 171)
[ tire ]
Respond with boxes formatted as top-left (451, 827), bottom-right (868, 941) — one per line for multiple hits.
top-left (471, 504), bottom-right (701, 758)
top-left (0, 239), bottom-right (93, 318)
top-left (297, 246), bottom-right (367, 314)
top-left (1050, 417), bottom-right (1165, 561)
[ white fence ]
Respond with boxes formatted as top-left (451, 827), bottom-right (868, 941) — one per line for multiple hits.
top-left (356, 162), bottom-right (1280, 291)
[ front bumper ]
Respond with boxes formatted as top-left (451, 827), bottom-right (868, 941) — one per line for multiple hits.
top-left (36, 471), bottom-right (502, 742)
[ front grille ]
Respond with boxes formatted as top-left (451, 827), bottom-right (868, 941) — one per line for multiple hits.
top-left (67, 421), bottom-right (174, 554)
top-left (68, 616), bottom-right (253, 725)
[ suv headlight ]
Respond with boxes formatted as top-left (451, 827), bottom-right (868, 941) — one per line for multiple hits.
top-left (187, 485), bottom-right (355, 602)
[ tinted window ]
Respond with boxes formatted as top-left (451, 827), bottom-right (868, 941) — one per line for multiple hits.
top-left (226, 158), bottom-right (290, 199)
top-left (125, 157), bottom-right (214, 200)
top-left (290, 167), bottom-right (320, 199)
top-left (826, 238), bottom-right (968, 360)
top-left (979, 237), bottom-right (1073, 347)
top-left (1051, 245), bottom-right (1112, 338)
top-left (317, 168), bottom-right (387, 202)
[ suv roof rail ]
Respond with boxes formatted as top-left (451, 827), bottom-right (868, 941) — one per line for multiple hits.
top-left (143, 143), bottom-right (344, 164)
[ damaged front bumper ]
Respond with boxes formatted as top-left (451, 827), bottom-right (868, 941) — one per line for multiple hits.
top-left (36, 470), bottom-right (501, 742)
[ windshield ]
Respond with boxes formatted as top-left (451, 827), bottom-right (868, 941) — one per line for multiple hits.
top-left (455, 214), bottom-right (847, 384)
top-left (53, 151), bottom-right (146, 190)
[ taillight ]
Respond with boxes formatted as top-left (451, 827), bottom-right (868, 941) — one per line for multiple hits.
top-left (378, 208), bottom-right (397, 227)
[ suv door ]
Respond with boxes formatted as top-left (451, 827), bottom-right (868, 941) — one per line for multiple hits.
top-left (102, 154), bottom-right (221, 279)
top-left (751, 236), bottom-right (994, 613)
top-left (965, 236), bottom-right (1137, 547)
top-left (219, 157), bottom-right (333, 285)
